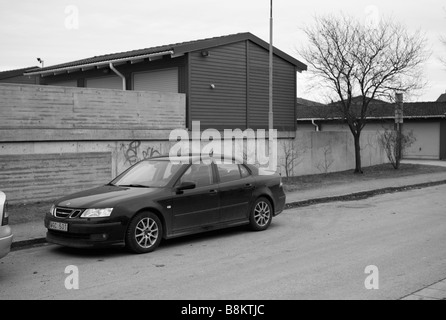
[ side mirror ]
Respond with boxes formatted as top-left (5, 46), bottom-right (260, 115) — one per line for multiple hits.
top-left (176, 181), bottom-right (196, 194)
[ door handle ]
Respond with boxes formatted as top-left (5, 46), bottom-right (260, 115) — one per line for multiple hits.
top-left (244, 183), bottom-right (254, 189)
top-left (209, 189), bottom-right (218, 195)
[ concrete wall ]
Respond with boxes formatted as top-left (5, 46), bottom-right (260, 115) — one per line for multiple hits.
top-left (0, 140), bottom-right (175, 203)
top-left (321, 122), bottom-right (393, 132)
top-left (298, 120), bottom-right (444, 161)
top-left (278, 131), bottom-right (387, 176)
top-left (0, 83), bottom-right (186, 204)
top-left (0, 83), bottom-right (186, 142)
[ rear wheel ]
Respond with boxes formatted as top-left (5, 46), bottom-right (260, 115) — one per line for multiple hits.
top-left (249, 197), bottom-right (272, 231)
top-left (125, 211), bottom-right (162, 254)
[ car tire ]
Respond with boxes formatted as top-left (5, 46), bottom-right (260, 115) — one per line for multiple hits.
top-left (249, 197), bottom-right (272, 231)
top-left (125, 211), bottom-right (163, 254)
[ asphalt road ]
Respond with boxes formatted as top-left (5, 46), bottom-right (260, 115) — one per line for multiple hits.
top-left (1, 185), bottom-right (446, 300)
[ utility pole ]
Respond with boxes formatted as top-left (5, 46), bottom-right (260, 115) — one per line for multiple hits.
top-left (268, 0), bottom-right (273, 131)
top-left (395, 93), bottom-right (404, 168)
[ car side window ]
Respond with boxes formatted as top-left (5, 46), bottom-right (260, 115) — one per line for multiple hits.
top-left (217, 164), bottom-right (243, 183)
top-left (179, 164), bottom-right (213, 188)
top-left (239, 165), bottom-right (250, 178)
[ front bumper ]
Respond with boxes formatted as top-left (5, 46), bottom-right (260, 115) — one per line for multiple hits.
top-left (0, 225), bottom-right (13, 259)
top-left (45, 216), bottom-right (125, 248)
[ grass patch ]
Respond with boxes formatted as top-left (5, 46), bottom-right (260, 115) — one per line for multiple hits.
top-left (283, 163), bottom-right (446, 193)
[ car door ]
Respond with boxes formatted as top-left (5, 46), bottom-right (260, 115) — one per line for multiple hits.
top-left (216, 163), bottom-right (254, 223)
top-left (170, 163), bottom-right (220, 233)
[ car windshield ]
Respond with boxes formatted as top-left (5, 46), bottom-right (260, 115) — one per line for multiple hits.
top-left (111, 160), bottom-right (183, 188)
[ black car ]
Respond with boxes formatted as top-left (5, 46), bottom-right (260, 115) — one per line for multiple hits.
top-left (45, 154), bottom-right (286, 253)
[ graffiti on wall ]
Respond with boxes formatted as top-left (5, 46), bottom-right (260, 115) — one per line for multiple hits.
top-left (121, 141), bottom-right (161, 166)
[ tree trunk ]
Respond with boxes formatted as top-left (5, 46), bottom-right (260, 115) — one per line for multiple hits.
top-left (354, 133), bottom-right (363, 174)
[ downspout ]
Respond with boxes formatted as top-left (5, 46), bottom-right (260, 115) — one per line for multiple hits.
top-left (109, 63), bottom-right (126, 90)
top-left (311, 119), bottom-right (320, 132)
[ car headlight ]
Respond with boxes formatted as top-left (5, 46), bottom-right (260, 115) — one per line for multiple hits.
top-left (49, 204), bottom-right (55, 216)
top-left (80, 208), bottom-right (113, 218)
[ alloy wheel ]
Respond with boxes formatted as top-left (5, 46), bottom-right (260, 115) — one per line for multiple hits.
top-left (135, 217), bottom-right (159, 249)
top-left (253, 200), bottom-right (271, 227)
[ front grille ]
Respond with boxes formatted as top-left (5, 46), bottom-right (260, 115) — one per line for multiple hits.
top-left (55, 207), bottom-right (84, 219)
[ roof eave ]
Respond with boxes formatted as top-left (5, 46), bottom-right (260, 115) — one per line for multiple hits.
top-left (24, 50), bottom-right (174, 77)
top-left (296, 115), bottom-right (446, 121)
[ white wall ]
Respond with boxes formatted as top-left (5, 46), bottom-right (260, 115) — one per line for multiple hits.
top-left (321, 122), bottom-right (393, 132)
top-left (278, 131), bottom-right (387, 176)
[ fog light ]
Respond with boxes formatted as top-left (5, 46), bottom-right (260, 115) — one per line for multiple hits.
top-left (90, 234), bottom-right (108, 241)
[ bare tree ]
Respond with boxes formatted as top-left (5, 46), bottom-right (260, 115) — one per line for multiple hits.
top-left (299, 14), bottom-right (429, 173)
top-left (281, 139), bottom-right (306, 177)
top-left (315, 145), bottom-right (334, 174)
top-left (378, 129), bottom-right (416, 169)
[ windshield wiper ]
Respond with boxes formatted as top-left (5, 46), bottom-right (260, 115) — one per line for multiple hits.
top-left (118, 184), bottom-right (151, 188)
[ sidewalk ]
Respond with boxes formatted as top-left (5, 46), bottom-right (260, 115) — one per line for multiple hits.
top-left (286, 170), bottom-right (446, 203)
top-left (9, 161), bottom-right (446, 248)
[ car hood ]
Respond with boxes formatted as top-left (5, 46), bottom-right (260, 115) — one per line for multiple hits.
top-left (55, 185), bottom-right (164, 208)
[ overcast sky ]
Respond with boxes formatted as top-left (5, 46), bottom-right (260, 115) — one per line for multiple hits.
top-left (1, 0), bottom-right (445, 102)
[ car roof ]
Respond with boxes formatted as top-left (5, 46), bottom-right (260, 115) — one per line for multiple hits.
top-left (148, 153), bottom-right (245, 164)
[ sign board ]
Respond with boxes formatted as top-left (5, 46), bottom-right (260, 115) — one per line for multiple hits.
top-left (395, 108), bottom-right (404, 124)
top-left (395, 93), bottom-right (404, 124)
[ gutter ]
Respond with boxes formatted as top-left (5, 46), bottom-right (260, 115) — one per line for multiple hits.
top-left (109, 63), bottom-right (126, 90)
top-left (23, 50), bottom-right (174, 77)
top-left (311, 119), bottom-right (320, 131)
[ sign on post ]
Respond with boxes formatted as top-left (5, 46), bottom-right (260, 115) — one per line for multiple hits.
top-left (395, 93), bottom-right (404, 124)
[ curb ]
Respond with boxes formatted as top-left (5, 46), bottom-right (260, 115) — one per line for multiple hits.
top-left (11, 179), bottom-right (446, 251)
top-left (11, 237), bottom-right (47, 251)
top-left (284, 179), bottom-right (446, 210)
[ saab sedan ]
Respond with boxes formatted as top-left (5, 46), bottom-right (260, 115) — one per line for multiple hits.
top-left (45, 155), bottom-right (285, 253)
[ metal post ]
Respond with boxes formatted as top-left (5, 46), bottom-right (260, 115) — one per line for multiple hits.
top-left (268, 0), bottom-right (273, 131)
top-left (395, 93), bottom-right (404, 166)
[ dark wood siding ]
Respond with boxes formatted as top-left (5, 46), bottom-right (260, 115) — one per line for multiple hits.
top-left (0, 75), bottom-right (39, 85)
top-left (248, 42), bottom-right (296, 131)
top-left (189, 41), bottom-right (247, 130)
top-left (247, 42), bottom-right (268, 130)
top-left (441, 119), bottom-right (446, 160)
top-left (42, 55), bottom-right (188, 94)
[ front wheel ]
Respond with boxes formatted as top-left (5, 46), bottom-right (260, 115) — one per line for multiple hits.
top-left (125, 211), bottom-right (162, 254)
top-left (249, 197), bottom-right (272, 231)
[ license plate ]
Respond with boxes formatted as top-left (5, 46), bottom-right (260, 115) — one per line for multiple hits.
top-left (49, 221), bottom-right (68, 232)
